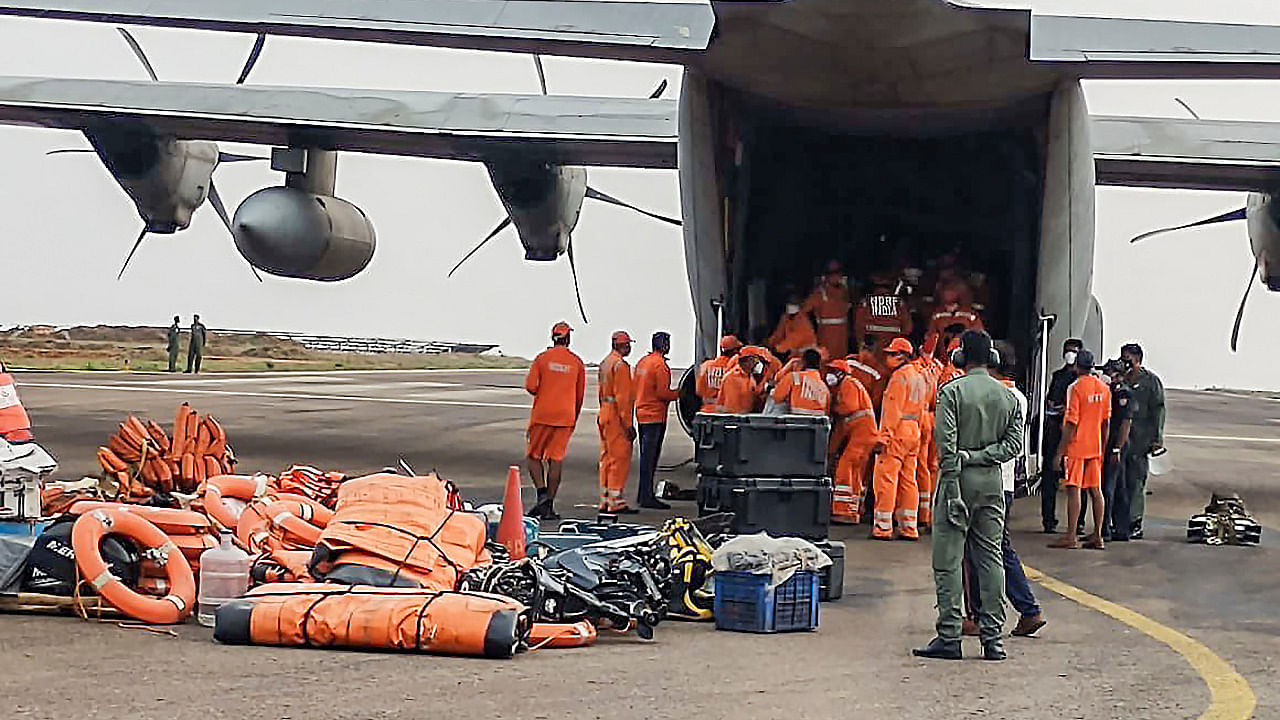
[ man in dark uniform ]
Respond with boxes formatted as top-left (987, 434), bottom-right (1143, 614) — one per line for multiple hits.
top-left (1102, 359), bottom-right (1135, 541)
top-left (186, 314), bottom-right (207, 374)
top-left (1041, 338), bottom-right (1083, 533)
top-left (1119, 343), bottom-right (1165, 539)
top-left (166, 316), bottom-right (181, 373)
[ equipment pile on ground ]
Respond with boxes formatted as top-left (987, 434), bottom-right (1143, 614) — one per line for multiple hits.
top-left (1187, 493), bottom-right (1263, 546)
top-left (94, 403), bottom-right (235, 503)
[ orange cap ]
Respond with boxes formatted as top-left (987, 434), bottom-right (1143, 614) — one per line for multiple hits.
top-left (885, 337), bottom-right (913, 354)
top-left (611, 330), bottom-right (633, 344)
top-left (739, 345), bottom-right (770, 360)
top-left (551, 321), bottom-right (572, 339)
top-left (719, 335), bottom-right (743, 351)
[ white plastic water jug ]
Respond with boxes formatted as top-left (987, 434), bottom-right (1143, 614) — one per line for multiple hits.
top-left (1148, 447), bottom-right (1173, 476)
top-left (197, 531), bottom-right (249, 627)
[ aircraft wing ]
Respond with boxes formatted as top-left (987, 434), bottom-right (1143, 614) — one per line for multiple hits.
top-left (0, 76), bottom-right (678, 168)
top-left (1092, 115), bottom-right (1280, 192)
top-left (0, 0), bottom-right (714, 62)
top-left (1032, 14), bottom-right (1280, 79)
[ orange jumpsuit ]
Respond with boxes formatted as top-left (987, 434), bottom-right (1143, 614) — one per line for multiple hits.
top-left (634, 352), bottom-right (680, 425)
top-left (771, 369), bottom-right (831, 415)
top-left (597, 350), bottom-right (634, 511)
top-left (927, 303), bottom-right (984, 343)
top-left (802, 283), bottom-right (852, 359)
top-left (854, 294), bottom-right (912, 349)
top-left (717, 365), bottom-right (764, 414)
top-left (846, 352), bottom-right (887, 415)
top-left (830, 375), bottom-right (877, 523)
top-left (912, 355), bottom-right (942, 528)
top-left (767, 312), bottom-right (818, 356)
top-left (871, 362), bottom-right (926, 539)
top-left (695, 355), bottom-right (733, 413)
top-left (524, 346), bottom-right (586, 462)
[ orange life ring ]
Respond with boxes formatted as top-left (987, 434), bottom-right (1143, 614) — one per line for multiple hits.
top-left (528, 620), bottom-right (598, 649)
top-left (236, 499), bottom-right (325, 552)
top-left (262, 500), bottom-right (326, 547)
top-left (72, 508), bottom-right (196, 624)
top-left (205, 474), bottom-right (271, 531)
top-left (269, 493), bottom-right (334, 527)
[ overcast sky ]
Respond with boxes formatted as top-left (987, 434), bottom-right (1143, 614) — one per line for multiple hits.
top-left (3, 2), bottom-right (1280, 389)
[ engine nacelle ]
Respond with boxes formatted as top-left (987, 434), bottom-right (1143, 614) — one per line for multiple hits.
top-left (485, 159), bottom-right (586, 261)
top-left (86, 125), bottom-right (216, 234)
top-left (231, 186), bottom-right (375, 281)
top-left (1246, 193), bottom-right (1280, 291)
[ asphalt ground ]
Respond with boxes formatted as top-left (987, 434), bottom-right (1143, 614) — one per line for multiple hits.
top-left (1, 370), bottom-right (1275, 720)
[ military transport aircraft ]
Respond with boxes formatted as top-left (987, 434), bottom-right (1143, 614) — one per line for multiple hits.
top-left (2, 0), bottom-right (1280, 369)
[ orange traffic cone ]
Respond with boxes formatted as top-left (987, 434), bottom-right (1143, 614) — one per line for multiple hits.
top-left (496, 465), bottom-right (526, 560)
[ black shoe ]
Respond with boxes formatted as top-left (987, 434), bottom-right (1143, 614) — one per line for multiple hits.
top-left (982, 641), bottom-right (1007, 661)
top-left (542, 506), bottom-right (562, 522)
top-left (1130, 522), bottom-right (1144, 540)
top-left (912, 637), bottom-right (962, 660)
top-left (639, 499), bottom-right (671, 510)
top-left (1042, 525), bottom-right (1058, 534)
top-left (1111, 534), bottom-right (1130, 542)
top-left (525, 499), bottom-right (548, 519)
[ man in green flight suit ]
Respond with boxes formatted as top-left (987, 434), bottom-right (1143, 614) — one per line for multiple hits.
top-left (166, 316), bottom-right (181, 373)
top-left (914, 330), bottom-right (1023, 662)
top-left (186, 315), bottom-right (207, 374)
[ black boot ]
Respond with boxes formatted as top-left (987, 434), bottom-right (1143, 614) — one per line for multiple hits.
top-left (912, 637), bottom-right (962, 660)
top-left (982, 640), bottom-right (1007, 661)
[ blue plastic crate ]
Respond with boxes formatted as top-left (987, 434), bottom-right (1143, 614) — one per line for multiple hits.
top-left (714, 571), bottom-right (819, 633)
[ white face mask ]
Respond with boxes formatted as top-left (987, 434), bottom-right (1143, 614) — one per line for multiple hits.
top-left (1063, 351), bottom-right (1077, 365)
top-left (786, 304), bottom-right (800, 315)
top-left (825, 372), bottom-right (839, 386)
top-left (752, 365), bottom-right (764, 377)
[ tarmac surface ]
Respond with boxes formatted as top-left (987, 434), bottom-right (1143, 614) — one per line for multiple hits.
top-left (3, 370), bottom-right (1277, 720)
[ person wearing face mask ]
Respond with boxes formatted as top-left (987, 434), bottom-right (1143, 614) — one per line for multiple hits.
top-left (597, 331), bottom-right (637, 514)
top-left (771, 349), bottom-right (831, 416)
top-left (855, 274), bottom-right (913, 352)
top-left (1040, 338), bottom-right (1084, 534)
top-left (767, 293), bottom-right (819, 359)
top-left (802, 259), bottom-right (853, 359)
top-left (828, 359), bottom-right (878, 524)
top-left (870, 337), bottom-right (926, 541)
top-left (1119, 343), bottom-right (1164, 540)
top-left (717, 348), bottom-right (769, 414)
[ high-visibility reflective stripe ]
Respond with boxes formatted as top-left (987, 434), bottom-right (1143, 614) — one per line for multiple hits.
top-left (867, 324), bottom-right (901, 333)
top-left (844, 409), bottom-right (874, 421)
top-left (897, 509), bottom-right (918, 519)
top-left (791, 408), bottom-right (826, 416)
top-left (601, 396), bottom-right (616, 403)
top-left (817, 317), bottom-right (848, 326)
top-left (847, 361), bottom-right (882, 380)
top-left (901, 414), bottom-right (920, 421)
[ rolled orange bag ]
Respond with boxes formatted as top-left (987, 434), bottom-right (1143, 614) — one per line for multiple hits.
top-left (213, 583), bottom-right (529, 658)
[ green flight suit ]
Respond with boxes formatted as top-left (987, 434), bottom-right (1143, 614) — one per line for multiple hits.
top-left (187, 321), bottom-right (207, 374)
top-left (1123, 367), bottom-right (1165, 527)
top-left (166, 323), bottom-right (181, 373)
top-left (932, 367), bottom-right (1024, 643)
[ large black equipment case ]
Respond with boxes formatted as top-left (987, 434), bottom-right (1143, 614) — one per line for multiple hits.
top-left (693, 413), bottom-right (830, 478)
top-left (697, 474), bottom-right (831, 541)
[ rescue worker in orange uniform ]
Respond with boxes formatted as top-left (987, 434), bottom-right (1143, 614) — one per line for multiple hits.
top-left (827, 359), bottom-right (877, 524)
top-left (696, 336), bottom-right (743, 413)
top-left (717, 347), bottom-right (769, 414)
top-left (855, 275), bottom-right (913, 351)
top-left (847, 336), bottom-right (888, 414)
top-left (634, 332), bottom-right (680, 510)
top-left (802, 260), bottom-right (853, 359)
top-left (771, 349), bottom-right (831, 415)
top-left (871, 337), bottom-right (926, 540)
top-left (767, 293), bottom-right (819, 358)
top-left (524, 322), bottom-right (586, 521)
top-left (0, 361), bottom-right (34, 444)
top-left (928, 280), bottom-right (984, 339)
top-left (597, 331), bottom-right (637, 514)
top-left (912, 335), bottom-right (943, 529)
top-left (1050, 350), bottom-right (1111, 550)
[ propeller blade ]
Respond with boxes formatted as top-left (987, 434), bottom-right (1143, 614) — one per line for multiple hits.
top-left (117, 227), bottom-right (148, 280)
top-left (585, 186), bottom-right (682, 226)
top-left (1129, 207), bottom-right (1246, 243)
top-left (217, 152), bottom-right (267, 163)
top-left (46, 148), bottom-right (94, 155)
top-left (533, 54), bottom-right (548, 95)
top-left (567, 237), bottom-right (588, 324)
top-left (236, 33), bottom-right (267, 84)
top-left (209, 181), bottom-right (263, 282)
top-left (1230, 260), bottom-right (1259, 352)
top-left (649, 78), bottom-right (669, 99)
top-left (447, 215), bottom-right (512, 278)
top-left (117, 28), bottom-right (159, 82)
top-left (1174, 97), bottom-right (1200, 120)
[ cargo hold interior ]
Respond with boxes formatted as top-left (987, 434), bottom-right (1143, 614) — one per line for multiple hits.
top-left (724, 116), bottom-right (1046, 377)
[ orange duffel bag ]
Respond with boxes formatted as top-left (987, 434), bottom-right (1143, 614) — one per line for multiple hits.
top-left (311, 473), bottom-right (490, 591)
top-left (213, 583), bottom-right (529, 658)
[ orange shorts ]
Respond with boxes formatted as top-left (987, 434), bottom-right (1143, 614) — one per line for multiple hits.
top-left (526, 424), bottom-right (573, 462)
top-left (1065, 457), bottom-right (1102, 489)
